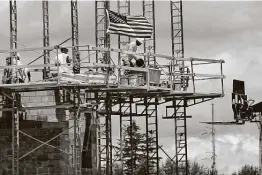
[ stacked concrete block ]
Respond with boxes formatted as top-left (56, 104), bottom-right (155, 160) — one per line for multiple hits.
top-left (21, 91), bottom-right (58, 122)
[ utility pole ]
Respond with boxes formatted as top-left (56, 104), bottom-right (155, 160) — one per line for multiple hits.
top-left (211, 103), bottom-right (216, 173)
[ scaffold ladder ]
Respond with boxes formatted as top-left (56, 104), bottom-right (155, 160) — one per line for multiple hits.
top-left (164, 99), bottom-right (189, 175)
top-left (142, 0), bottom-right (156, 67)
top-left (95, 0), bottom-right (110, 66)
top-left (119, 96), bottom-right (134, 174)
top-left (42, 0), bottom-right (50, 79)
top-left (72, 88), bottom-right (82, 175)
top-left (117, 0), bottom-right (130, 68)
top-left (71, 0), bottom-right (80, 74)
top-left (170, 0), bottom-right (185, 91)
top-left (97, 92), bottom-right (112, 175)
top-left (136, 97), bottom-right (159, 174)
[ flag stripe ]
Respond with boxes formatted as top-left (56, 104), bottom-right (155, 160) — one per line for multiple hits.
top-left (110, 21), bottom-right (152, 28)
top-left (108, 29), bottom-right (152, 36)
top-left (108, 26), bottom-right (152, 34)
top-left (126, 22), bottom-right (153, 27)
top-left (127, 16), bottom-right (147, 20)
top-left (107, 9), bottom-right (153, 38)
top-left (127, 18), bottom-right (148, 22)
top-left (110, 23), bottom-right (153, 30)
top-left (108, 30), bottom-right (152, 38)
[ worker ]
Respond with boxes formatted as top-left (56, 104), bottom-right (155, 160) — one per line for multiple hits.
top-left (121, 38), bottom-right (146, 86)
top-left (16, 54), bottom-right (31, 83)
top-left (3, 54), bottom-right (31, 84)
top-left (2, 57), bottom-right (12, 84)
top-left (122, 38), bottom-right (144, 75)
top-left (53, 46), bottom-right (73, 102)
top-left (54, 47), bottom-right (72, 74)
top-left (123, 38), bottom-right (143, 67)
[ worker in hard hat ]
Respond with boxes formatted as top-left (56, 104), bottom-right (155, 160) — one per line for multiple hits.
top-left (122, 38), bottom-right (144, 74)
top-left (121, 38), bottom-right (145, 86)
top-left (123, 38), bottom-right (143, 67)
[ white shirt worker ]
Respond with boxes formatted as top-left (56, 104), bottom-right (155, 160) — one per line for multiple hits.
top-left (122, 39), bottom-right (143, 66)
top-left (54, 52), bottom-right (72, 74)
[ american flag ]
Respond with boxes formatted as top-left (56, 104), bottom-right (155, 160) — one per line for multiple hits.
top-left (106, 9), bottom-right (153, 38)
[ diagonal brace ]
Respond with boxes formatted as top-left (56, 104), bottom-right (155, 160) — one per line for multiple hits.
top-left (19, 125), bottom-right (73, 160)
top-left (19, 130), bottom-right (70, 155)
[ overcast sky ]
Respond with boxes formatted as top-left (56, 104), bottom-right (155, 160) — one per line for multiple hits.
top-left (0, 0), bottom-right (261, 174)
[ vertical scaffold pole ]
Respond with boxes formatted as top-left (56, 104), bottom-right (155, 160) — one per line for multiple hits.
top-left (142, 0), bottom-right (156, 66)
top-left (105, 92), bottom-right (112, 175)
top-left (73, 87), bottom-right (82, 175)
top-left (12, 92), bottom-right (19, 175)
top-left (170, 1), bottom-right (188, 174)
top-left (129, 96), bottom-right (133, 174)
top-left (95, 0), bottom-right (110, 65)
top-left (119, 97), bottom-right (123, 175)
top-left (10, 1), bottom-right (19, 174)
top-left (170, 0), bottom-right (185, 91)
top-left (71, 0), bottom-right (80, 74)
top-left (10, 0), bottom-right (17, 84)
top-left (73, 88), bottom-right (77, 175)
top-left (42, 0), bottom-right (50, 79)
top-left (117, 0), bottom-right (130, 78)
top-left (144, 97), bottom-right (159, 174)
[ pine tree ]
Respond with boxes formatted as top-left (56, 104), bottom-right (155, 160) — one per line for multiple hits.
top-left (116, 120), bottom-right (146, 175)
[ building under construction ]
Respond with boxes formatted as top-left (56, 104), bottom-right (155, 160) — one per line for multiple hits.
top-left (0, 0), bottom-right (225, 175)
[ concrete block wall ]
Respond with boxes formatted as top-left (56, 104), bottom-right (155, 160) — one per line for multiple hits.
top-left (0, 120), bottom-right (70, 175)
top-left (0, 90), bottom-right (98, 174)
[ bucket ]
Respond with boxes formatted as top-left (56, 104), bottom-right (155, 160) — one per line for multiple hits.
top-left (129, 75), bottom-right (138, 86)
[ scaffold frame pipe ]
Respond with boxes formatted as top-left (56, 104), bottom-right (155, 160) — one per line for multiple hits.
top-left (42, 0), bottom-right (50, 79)
top-left (0, 44), bottom-right (225, 64)
top-left (71, 0), bottom-right (80, 74)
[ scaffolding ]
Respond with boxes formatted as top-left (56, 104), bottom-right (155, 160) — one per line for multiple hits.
top-left (169, 0), bottom-right (188, 174)
top-left (71, 0), bottom-right (80, 74)
top-left (0, 1), bottom-right (227, 175)
top-left (42, 0), bottom-right (50, 79)
top-left (142, 0), bottom-right (156, 66)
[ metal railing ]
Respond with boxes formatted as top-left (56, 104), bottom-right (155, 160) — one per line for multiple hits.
top-left (0, 45), bottom-right (225, 95)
